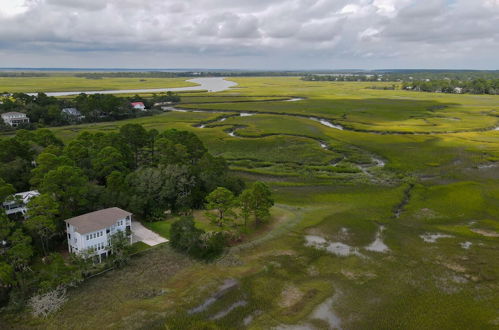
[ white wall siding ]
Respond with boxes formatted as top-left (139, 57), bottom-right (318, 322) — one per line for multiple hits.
top-left (66, 215), bottom-right (132, 259)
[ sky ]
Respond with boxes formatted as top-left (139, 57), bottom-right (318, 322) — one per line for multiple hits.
top-left (0, 0), bottom-right (497, 70)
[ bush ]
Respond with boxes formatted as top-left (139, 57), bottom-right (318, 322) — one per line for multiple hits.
top-left (170, 217), bottom-right (226, 261)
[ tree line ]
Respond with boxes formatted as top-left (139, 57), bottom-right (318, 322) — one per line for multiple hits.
top-left (0, 124), bottom-right (244, 310)
top-left (402, 78), bottom-right (499, 95)
top-left (0, 91), bottom-right (180, 130)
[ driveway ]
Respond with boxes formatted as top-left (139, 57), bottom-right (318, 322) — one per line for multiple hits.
top-left (132, 221), bottom-right (168, 246)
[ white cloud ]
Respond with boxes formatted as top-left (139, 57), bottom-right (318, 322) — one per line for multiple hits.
top-left (0, 0), bottom-right (496, 69)
top-left (0, 0), bottom-right (29, 17)
top-left (359, 28), bottom-right (381, 41)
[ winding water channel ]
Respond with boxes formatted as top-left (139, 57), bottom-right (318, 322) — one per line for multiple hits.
top-left (34, 77), bottom-right (498, 134)
top-left (31, 77), bottom-right (238, 97)
top-left (163, 104), bottom-right (387, 172)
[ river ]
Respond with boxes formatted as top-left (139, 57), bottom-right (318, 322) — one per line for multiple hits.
top-left (30, 77), bottom-right (238, 97)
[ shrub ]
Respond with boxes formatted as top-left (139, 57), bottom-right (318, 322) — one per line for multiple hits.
top-left (170, 217), bottom-right (226, 261)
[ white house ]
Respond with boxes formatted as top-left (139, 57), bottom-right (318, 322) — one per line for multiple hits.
top-left (65, 207), bottom-right (132, 262)
top-left (2, 190), bottom-right (40, 216)
top-left (1, 112), bottom-right (29, 127)
top-left (131, 102), bottom-right (146, 111)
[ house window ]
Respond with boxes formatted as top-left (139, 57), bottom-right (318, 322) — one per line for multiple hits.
top-left (86, 235), bottom-right (89, 240)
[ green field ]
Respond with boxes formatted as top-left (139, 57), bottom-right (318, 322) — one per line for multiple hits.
top-left (3, 77), bottom-right (499, 329)
top-left (0, 75), bottom-right (196, 93)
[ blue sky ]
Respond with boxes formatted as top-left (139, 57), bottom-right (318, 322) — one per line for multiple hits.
top-left (0, 0), bottom-right (497, 69)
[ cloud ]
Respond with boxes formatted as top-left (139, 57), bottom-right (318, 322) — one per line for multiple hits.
top-left (0, 0), bottom-right (497, 69)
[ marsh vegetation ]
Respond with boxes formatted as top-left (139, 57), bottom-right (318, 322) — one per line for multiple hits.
top-left (1, 76), bottom-right (498, 329)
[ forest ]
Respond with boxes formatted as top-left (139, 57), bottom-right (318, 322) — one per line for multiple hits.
top-left (0, 124), bottom-right (243, 309)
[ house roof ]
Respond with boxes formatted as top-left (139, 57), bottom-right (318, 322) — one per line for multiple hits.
top-left (65, 207), bottom-right (131, 234)
top-left (2, 112), bottom-right (27, 117)
top-left (62, 108), bottom-right (81, 116)
top-left (3, 190), bottom-right (40, 205)
top-left (131, 102), bottom-right (145, 107)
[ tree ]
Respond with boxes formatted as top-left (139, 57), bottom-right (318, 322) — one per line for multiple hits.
top-left (238, 189), bottom-right (252, 228)
top-left (109, 231), bottom-right (131, 268)
top-left (170, 217), bottom-right (226, 260)
top-left (25, 194), bottom-right (59, 255)
top-left (239, 182), bottom-right (274, 225)
top-left (0, 212), bottom-right (14, 242)
top-left (92, 146), bottom-right (127, 184)
top-left (32, 129), bottom-right (63, 148)
top-left (0, 178), bottom-right (15, 202)
top-left (119, 124), bottom-right (148, 167)
top-left (197, 231), bottom-right (227, 260)
top-left (6, 229), bottom-right (33, 290)
top-left (196, 153), bottom-right (230, 193)
top-left (204, 187), bottom-right (236, 227)
top-left (125, 167), bottom-right (165, 219)
top-left (0, 262), bottom-right (14, 287)
top-left (40, 165), bottom-right (89, 219)
top-left (7, 229), bottom-right (33, 271)
top-left (148, 129), bottom-right (159, 165)
top-left (250, 182), bottom-right (274, 224)
top-left (0, 137), bottom-right (33, 190)
top-left (126, 164), bottom-right (196, 218)
top-left (170, 216), bottom-right (203, 254)
top-left (63, 140), bottom-right (91, 171)
top-left (30, 152), bottom-right (74, 187)
top-left (159, 129), bottom-right (207, 163)
top-left (155, 138), bottom-right (190, 165)
top-left (36, 253), bottom-right (82, 291)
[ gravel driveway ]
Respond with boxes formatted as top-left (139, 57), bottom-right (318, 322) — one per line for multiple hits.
top-left (132, 221), bottom-right (168, 246)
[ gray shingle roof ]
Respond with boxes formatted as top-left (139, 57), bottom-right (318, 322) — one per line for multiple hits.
top-left (65, 207), bottom-right (131, 234)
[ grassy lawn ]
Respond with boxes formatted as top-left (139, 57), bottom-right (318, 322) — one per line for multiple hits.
top-left (2, 76), bottom-right (499, 329)
top-left (144, 220), bottom-right (173, 239)
top-left (130, 241), bottom-right (151, 254)
top-left (0, 76), bottom-right (196, 93)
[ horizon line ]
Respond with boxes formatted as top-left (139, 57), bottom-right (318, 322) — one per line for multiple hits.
top-left (0, 67), bottom-right (498, 72)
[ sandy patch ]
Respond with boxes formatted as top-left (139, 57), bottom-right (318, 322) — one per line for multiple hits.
top-left (442, 262), bottom-right (466, 273)
top-left (460, 241), bottom-right (472, 249)
top-left (420, 233), bottom-right (453, 243)
top-left (415, 208), bottom-right (439, 220)
top-left (280, 286), bottom-right (305, 308)
top-left (471, 229), bottom-right (499, 237)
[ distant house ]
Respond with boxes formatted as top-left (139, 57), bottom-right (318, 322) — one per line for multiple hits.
top-left (131, 102), bottom-right (146, 111)
top-left (61, 107), bottom-right (84, 120)
top-left (153, 101), bottom-right (173, 107)
top-left (2, 190), bottom-right (40, 216)
top-left (65, 207), bottom-right (132, 262)
top-left (454, 87), bottom-right (463, 94)
top-left (1, 112), bottom-right (29, 127)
